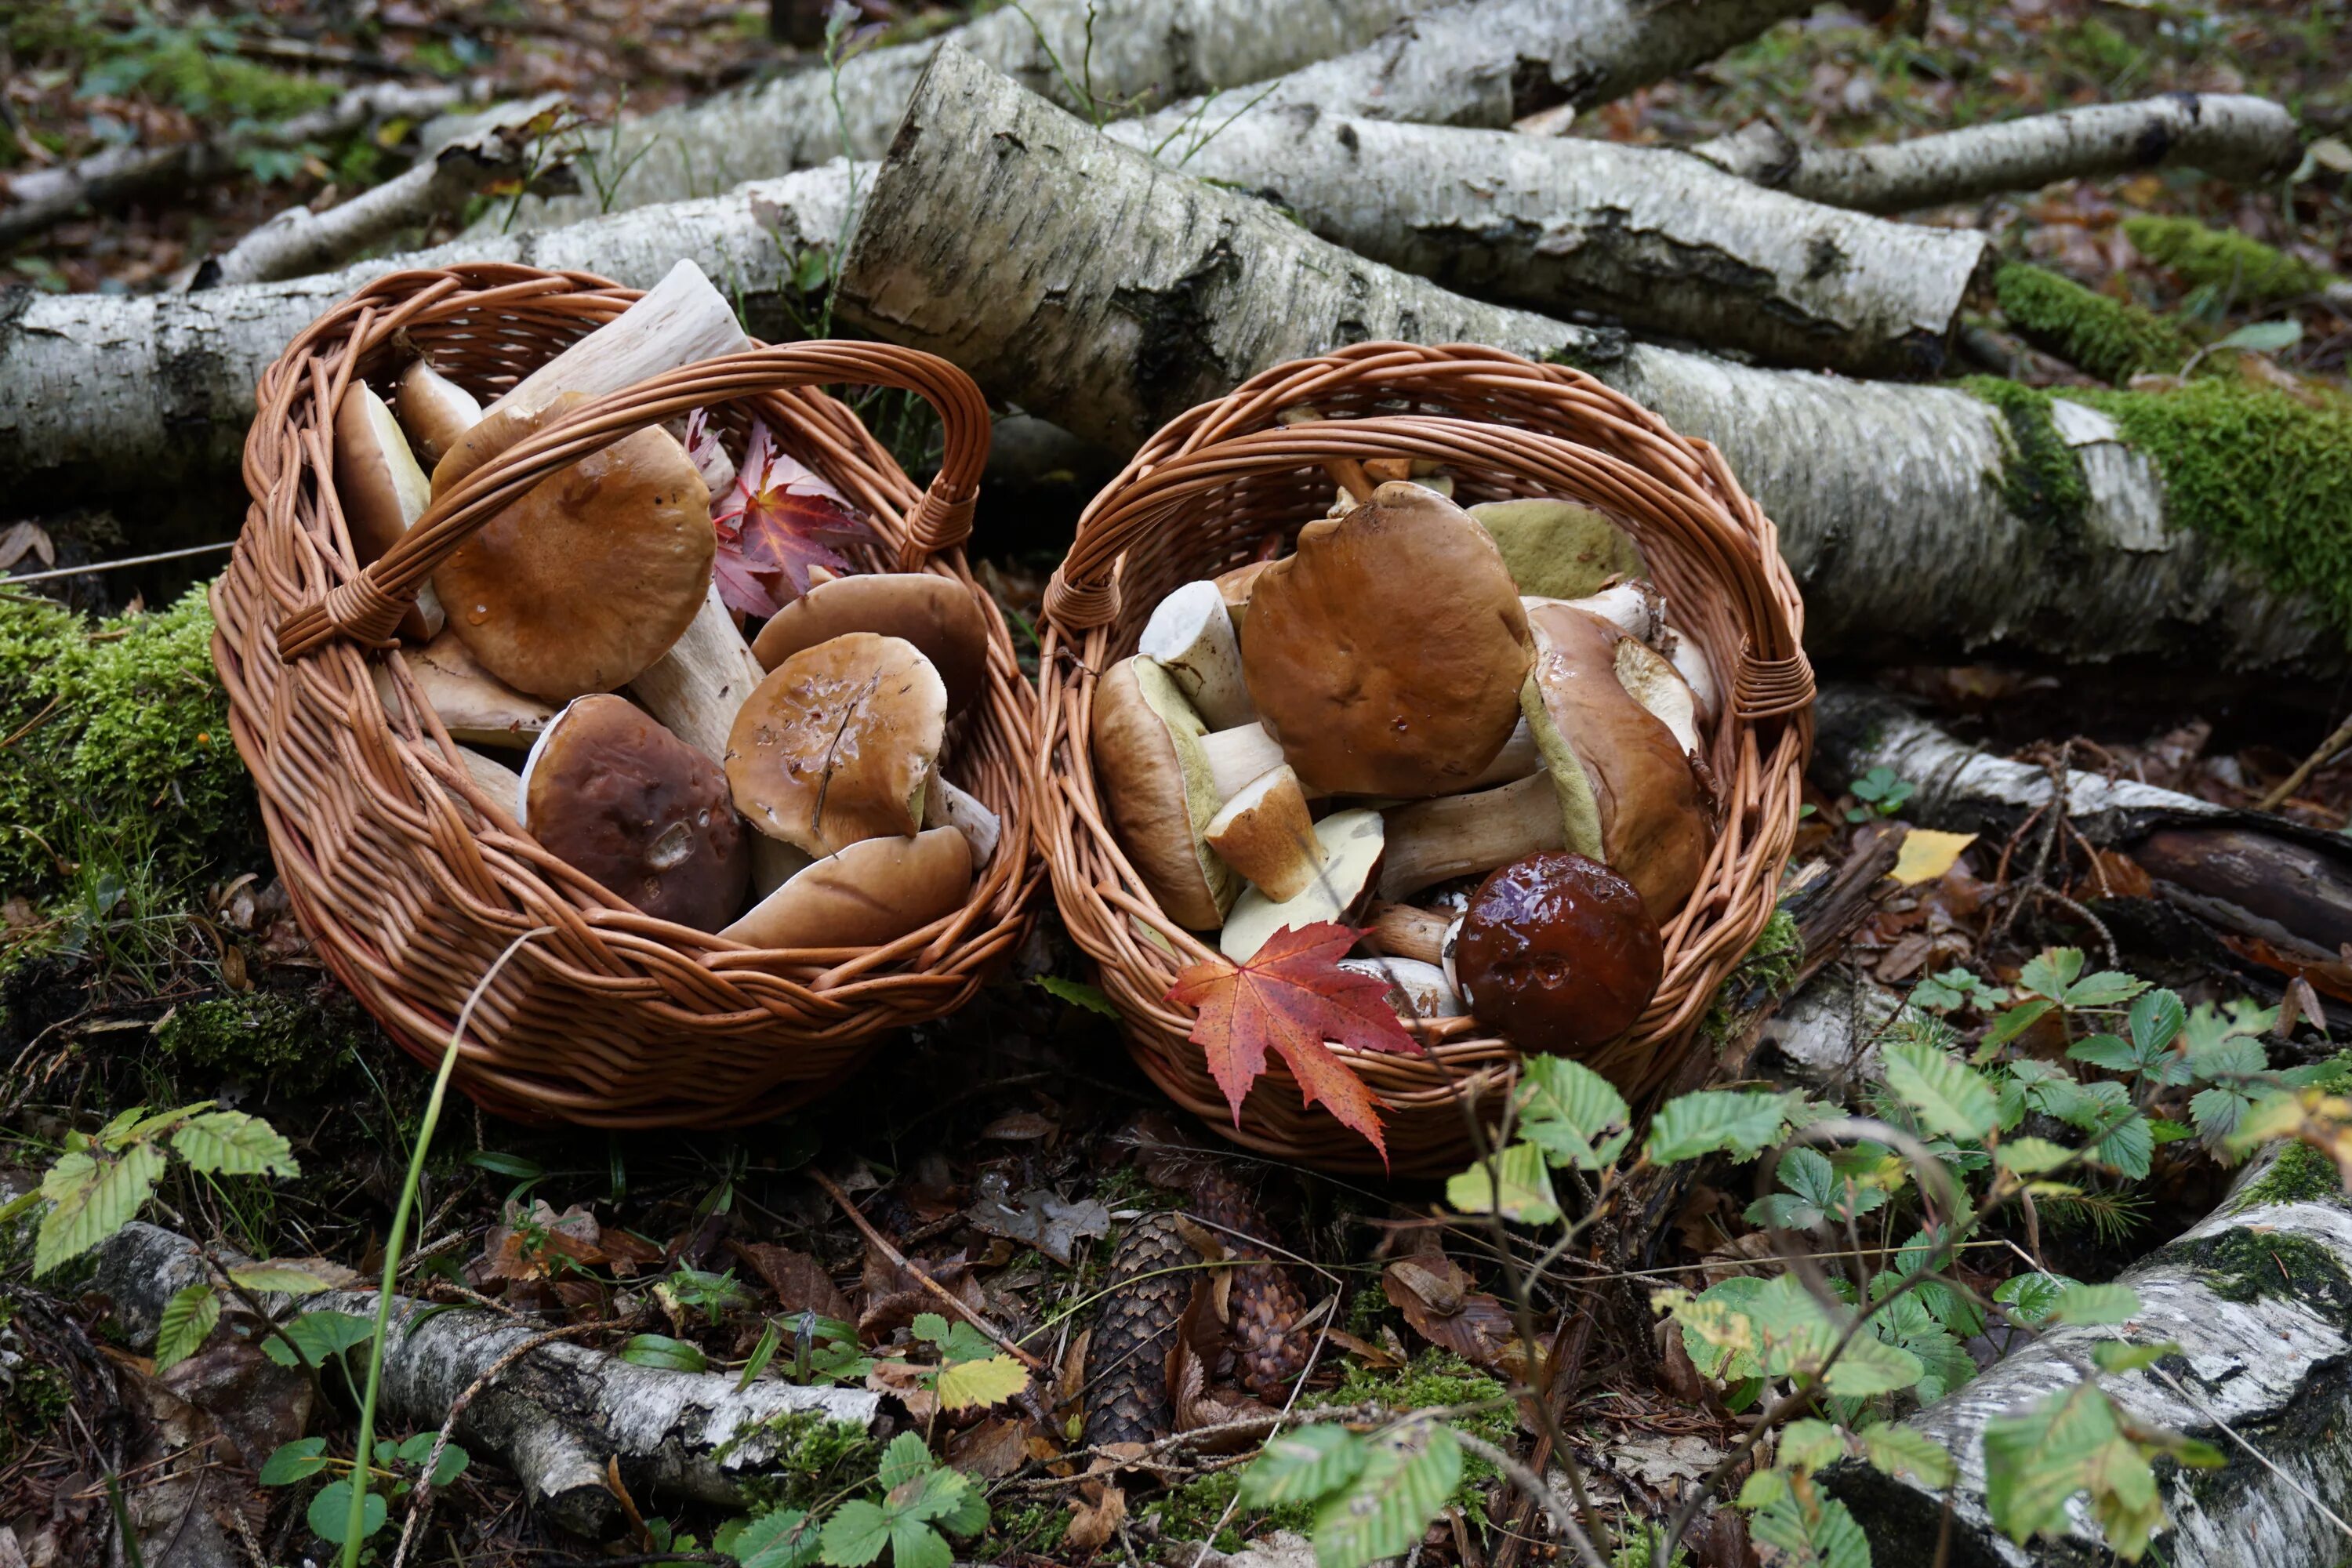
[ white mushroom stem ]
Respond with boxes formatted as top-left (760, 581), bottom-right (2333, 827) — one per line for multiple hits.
top-left (1376, 772), bottom-right (1564, 901)
top-left (1361, 902), bottom-right (1452, 965)
top-left (1204, 765), bottom-right (1319, 902)
top-left (626, 586), bottom-right (767, 765)
top-left (1139, 583), bottom-right (1254, 728)
top-left (1337, 956), bottom-right (1466, 1021)
top-left (452, 746), bottom-right (523, 809)
top-left (1219, 809), bottom-right (1386, 963)
top-left (923, 778), bottom-right (1002, 871)
top-left (1196, 719), bottom-right (1537, 804)
top-left (1551, 581), bottom-right (1666, 644)
top-left (488, 256), bottom-right (751, 423)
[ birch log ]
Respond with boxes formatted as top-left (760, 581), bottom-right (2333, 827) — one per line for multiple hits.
top-left (1693, 93), bottom-right (2301, 215)
top-left (89, 1219), bottom-right (877, 1541)
top-left (1826, 1144), bottom-right (2352, 1566)
top-left (1109, 106), bottom-right (1986, 376)
top-left (831, 46), bottom-right (2337, 673)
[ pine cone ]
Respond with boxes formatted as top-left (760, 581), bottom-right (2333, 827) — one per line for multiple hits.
top-left (1082, 1211), bottom-right (1198, 1447)
top-left (1188, 1169), bottom-right (1310, 1402)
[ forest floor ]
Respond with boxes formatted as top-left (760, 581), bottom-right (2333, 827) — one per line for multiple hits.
top-left (9, 2), bottom-right (2352, 1566)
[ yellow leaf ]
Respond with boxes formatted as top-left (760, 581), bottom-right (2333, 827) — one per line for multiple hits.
top-left (1891, 829), bottom-right (1976, 887)
top-left (935, 1356), bottom-right (1029, 1413)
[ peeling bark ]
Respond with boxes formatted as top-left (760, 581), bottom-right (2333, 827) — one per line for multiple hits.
top-left (830, 47), bottom-right (2338, 673)
top-left (1692, 93), bottom-right (2300, 214)
top-left (90, 1220), bottom-right (878, 1541)
top-left (1108, 104), bottom-right (1985, 376)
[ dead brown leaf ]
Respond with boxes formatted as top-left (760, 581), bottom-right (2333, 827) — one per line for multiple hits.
top-left (865, 1358), bottom-right (936, 1425)
top-left (949, 1417), bottom-right (1039, 1479)
top-left (1065, 1479), bottom-right (1127, 1555)
top-left (731, 1241), bottom-right (850, 1319)
top-left (1381, 1257), bottom-right (1530, 1379)
top-left (1165, 1277), bottom-right (1270, 1447)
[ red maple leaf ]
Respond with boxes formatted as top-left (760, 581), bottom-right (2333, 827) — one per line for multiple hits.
top-left (709, 417), bottom-right (877, 618)
top-left (1163, 922), bottom-right (1425, 1165)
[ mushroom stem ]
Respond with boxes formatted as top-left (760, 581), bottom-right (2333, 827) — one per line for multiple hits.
top-left (488, 257), bottom-right (751, 424)
top-left (1219, 808), bottom-right (1386, 963)
top-left (1197, 722), bottom-right (1294, 804)
top-left (1139, 581), bottom-right (1255, 729)
top-left (1203, 764), bottom-right (1318, 901)
top-left (627, 586), bottom-right (767, 764)
top-left (1376, 772), bottom-right (1566, 902)
top-left (1337, 956), bottom-right (1466, 1021)
top-left (923, 778), bottom-right (1002, 871)
top-left (395, 357), bottom-right (484, 466)
top-left (452, 746), bottom-right (522, 808)
top-left (1360, 902), bottom-right (1453, 966)
top-left (1276, 404), bottom-right (1373, 503)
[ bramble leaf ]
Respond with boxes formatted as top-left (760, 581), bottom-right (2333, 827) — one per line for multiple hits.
top-left (1240, 1426), bottom-right (1366, 1508)
top-left (1312, 1421), bottom-right (1461, 1568)
top-left (154, 1282), bottom-right (220, 1370)
top-left (1646, 1091), bottom-right (1795, 1163)
top-left (34, 1140), bottom-right (166, 1276)
top-left (1514, 1055), bottom-right (1631, 1171)
top-left (1882, 1038), bottom-right (1998, 1142)
top-left (172, 1110), bottom-right (298, 1178)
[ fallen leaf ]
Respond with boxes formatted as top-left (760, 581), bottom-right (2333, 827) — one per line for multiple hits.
top-left (731, 1241), bottom-right (850, 1319)
top-left (980, 1110), bottom-right (1060, 1142)
top-left (1164, 921), bottom-right (1422, 1163)
top-left (967, 1178), bottom-right (1112, 1267)
top-left (1164, 1276), bottom-right (1272, 1446)
top-left (1065, 1479), bottom-right (1127, 1555)
top-left (866, 1358), bottom-right (937, 1425)
top-left (1381, 1258), bottom-right (1530, 1379)
top-left (710, 419), bottom-right (876, 617)
top-left (1891, 829), bottom-right (1975, 887)
top-left (948, 1417), bottom-right (1038, 1479)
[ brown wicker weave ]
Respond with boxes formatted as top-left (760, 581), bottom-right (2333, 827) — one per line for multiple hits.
top-left (1036, 343), bottom-right (1812, 1177)
top-left (212, 263), bottom-right (1038, 1128)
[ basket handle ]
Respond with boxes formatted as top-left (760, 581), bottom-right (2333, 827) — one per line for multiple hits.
top-left (278, 342), bottom-right (992, 659)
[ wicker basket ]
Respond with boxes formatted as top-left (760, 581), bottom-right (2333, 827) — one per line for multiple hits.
top-left (1035, 343), bottom-right (1811, 1176)
top-left (212, 263), bottom-right (1038, 1128)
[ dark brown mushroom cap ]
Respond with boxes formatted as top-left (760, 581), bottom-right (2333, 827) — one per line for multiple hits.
top-left (521, 695), bottom-right (749, 931)
top-left (1454, 851), bottom-right (1662, 1054)
top-left (1241, 482), bottom-right (1532, 796)
top-left (432, 424), bottom-right (715, 701)
top-left (725, 632), bottom-right (947, 857)
top-left (749, 572), bottom-right (991, 712)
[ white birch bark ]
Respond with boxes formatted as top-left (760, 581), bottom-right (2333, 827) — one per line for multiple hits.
top-left (830, 46), bottom-right (2336, 673)
top-left (90, 1219), bottom-right (877, 1540)
top-left (1109, 106), bottom-right (1986, 376)
top-left (1692, 93), bottom-right (2301, 214)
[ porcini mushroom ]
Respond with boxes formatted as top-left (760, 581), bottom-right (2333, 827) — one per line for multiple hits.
top-left (749, 572), bottom-right (992, 713)
top-left (720, 826), bottom-right (972, 949)
top-left (1610, 637), bottom-right (1702, 757)
top-left (1470, 498), bottom-right (1646, 601)
top-left (332, 381), bottom-right (444, 641)
top-left (1214, 559), bottom-right (1272, 636)
top-left (1376, 772), bottom-right (1568, 901)
top-left (1090, 655), bottom-right (1238, 930)
top-left (1450, 852), bottom-right (1663, 1053)
top-left (628, 585), bottom-right (770, 764)
top-left (1338, 955), bottom-right (1467, 1020)
top-left (726, 632), bottom-right (946, 858)
top-left (1203, 764), bottom-right (1317, 901)
top-left (923, 778), bottom-right (1001, 871)
top-left (1243, 482), bottom-right (1532, 796)
top-left (1361, 902), bottom-right (1453, 966)
top-left (485, 258), bottom-right (750, 426)
top-left (517, 695), bottom-right (750, 931)
top-left (431, 424), bottom-right (715, 702)
top-left (1219, 808), bottom-right (1385, 963)
top-left (1139, 579), bottom-right (1254, 728)
top-left (394, 358), bottom-right (483, 467)
top-left (374, 629), bottom-right (558, 749)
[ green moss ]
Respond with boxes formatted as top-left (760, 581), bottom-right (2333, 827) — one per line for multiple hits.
top-left (2230, 1141), bottom-right (2349, 1210)
top-left (80, 32), bottom-right (338, 124)
top-left (1332, 1352), bottom-right (1513, 1525)
top-left (720, 1411), bottom-right (879, 1513)
top-left (1959, 378), bottom-right (2089, 536)
top-left (2072, 379), bottom-right (2352, 641)
top-left (2123, 216), bottom-right (2332, 303)
top-left (2154, 1226), bottom-right (2352, 1319)
top-left (1994, 263), bottom-right (2194, 385)
top-left (1148, 1470), bottom-right (1315, 1552)
top-left (984, 1502), bottom-right (1073, 1559)
top-left (1701, 906), bottom-right (1806, 1044)
top-left (155, 989), bottom-right (372, 1094)
top-left (0, 585), bottom-right (253, 902)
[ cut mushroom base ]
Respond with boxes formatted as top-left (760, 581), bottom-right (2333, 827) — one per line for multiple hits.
top-left (1139, 579), bottom-right (1254, 729)
top-left (1338, 956), bottom-right (1467, 1021)
top-left (1375, 773), bottom-right (1566, 902)
top-left (332, 381), bottom-right (444, 641)
top-left (1203, 764), bottom-right (1317, 902)
top-left (1218, 808), bottom-right (1385, 963)
top-left (626, 585), bottom-right (768, 765)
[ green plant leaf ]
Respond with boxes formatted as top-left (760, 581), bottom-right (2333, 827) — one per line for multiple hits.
top-left (227, 1263), bottom-right (332, 1294)
top-left (1777, 1419), bottom-right (1845, 1474)
top-left (619, 1334), bottom-right (708, 1374)
top-left (2016, 949), bottom-right (2084, 1002)
top-left (2216, 319), bottom-right (2303, 353)
top-left (1996, 1137), bottom-right (2077, 1175)
top-left (910, 1312), bottom-right (951, 1349)
top-left (889, 1517), bottom-right (952, 1568)
top-left (735, 1509), bottom-right (822, 1568)
top-left (154, 1282), bottom-right (221, 1370)
top-left (1312, 1421), bottom-right (1461, 1568)
top-left (171, 1110), bottom-right (298, 1178)
top-left (34, 1141), bottom-right (166, 1275)
top-left (2067, 1035), bottom-right (2141, 1074)
top-left (1748, 1490), bottom-right (1871, 1568)
top-left (262, 1308), bottom-right (376, 1368)
top-left (877, 1432), bottom-right (935, 1491)
top-left (1240, 1425), bottom-right (1367, 1508)
top-left (466, 1150), bottom-right (545, 1181)
top-left (739, 1318), bottom-right (783, 1391)
top-left (2050, 1283), bottom-right (2140, 1326)
top-left (1983, 1382), bottom-right (2177, 1558)
top-left (1444, 1140), bottom-right (1559, 1224)
top-left (2088, 1112), bottom-right (2155, 1180)
top-left (1514, 1055), bottom-right (1632, 1171)
top-left (2129, 990), bottom-right (2186, 1054)
top-left (1882, 1038), bottom-right (1998, 1141)
top-left (818, 1499), bottom-right (891, 1567)
top-left (1980, 996), bottom-right (2056, 1051)
top-left (1993, 1271), bottom-right (2078, 1327)
top-left (2063, 971), bottom-right (2150, 1009)
top-left (1646, 1091), bottom-right (1794, 1163)
top-left (308, 1479), bottom-right (387, 1545)
top-left (1033, 975), bottom-right (1118, 1016)
top-left (1820, 1331), bottom-right (1926, 1397)
top-left (935, 1354), bottom-right (1028, 1412)
top-left (930, 1472), bottom-right (989, 1539)
top-left (1863, 1425), bottom-right (1958, 1487)
top-left (259, 1436), bottom-right (331, 1486)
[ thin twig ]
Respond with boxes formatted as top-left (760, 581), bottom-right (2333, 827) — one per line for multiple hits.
top-left (808, 1168), bottom-right (1047, 1372)
top-left (4, 542), bottom-right (237, 585)
top-left (2259, 710), bottom-right (2352, 811)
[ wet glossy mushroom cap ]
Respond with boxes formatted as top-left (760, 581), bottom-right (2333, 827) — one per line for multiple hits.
top-left (720, 826), bottom-right (973, 949)
top-left (432, 423), bottom-right (715, 701)
top-left (749, 572), bottom-right (991, 713)
top-left (518, 695), bottom-right (750, 931)
top-left (1090, 655), bottom-right (1237, 931)
top-left (332, 381), bottom-right (443, 641)
top-left (1242, 482), bottom-right (1533, 796)
top-left (394, 357), bottom-right (483, 467)
top-left (726, 632), bottom-right (947, 857)
top-left (1454, 851), bottom-right (1662, 1054)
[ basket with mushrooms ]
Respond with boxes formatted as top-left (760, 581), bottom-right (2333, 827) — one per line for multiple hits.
top-left (1037, 343), bottom-right (1811, 1176)
top-left (213, 260), bottom-right (1036, 1128)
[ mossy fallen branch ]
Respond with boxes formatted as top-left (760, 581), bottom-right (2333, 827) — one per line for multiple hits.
top-left (1994, 263), bottom-right (2194, 384)
top-left (2123, 215), bottom-right (2333, 303)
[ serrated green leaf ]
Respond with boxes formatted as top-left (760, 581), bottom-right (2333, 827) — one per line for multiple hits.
top-left (1993, 1271), bottom-right (2077, 1327)
top-left (910, 1312), bottom-right (951, 1349)
top-left (898, 1467), bottom-right (970, 1525)
top-left (1514, 1055), bottom-right (1632, 1171)
top-left (2051, 1283), bottom-right (2140, 1326)
top-left (1312, 1421), bottom-right (1461, 1568)
top-left (2088, 1112), bottom-right (2154, 1180)
top-left (1241, 1425), bottom-right (1367, 1508)
top-left (154, 1282), bottom-right (220, 1370)
top-left (2017, 949), bottom-right (2084, 1001)
top-left (889, 1517), bottom-right (951, 1568)
top-left (1778, 1419), bottom-right (1844, 1474)
top-left (1749, 1490), bottom-right (1871, 1568)
top-left (34, 1141), bottom-right (166, 1276)
top-left (2190, 1087), bottom-right (2252, 1145)
top-left (877, 1432), bottom-right (935, 1491)
top-left (1820, 1331), bottom-right (1925, 1396)
top-left (1033, 975), bottom-right (1118, 1016)
top-left (227, 1263), bottom-right (331, 1294)
top-left (309, 1479), bottom-right (387, 1545)
top-left (619, 1334), bottom-right (708, 1373)
top-left (1882, 1038), bottom-right (1998, 1142)
top-left (2129, 990), bottom-right (2185, 1054)
top-left (1996, 1137), bottom-right (2077, 1175)
top-left (171, 1110), bottom-right (298, 1178)
top-left (1981, 996), bottom-right (2056, 1051)
top-left (1737, 1467), bottom-right (1790, 1509)
top-left (735, 1508), bottom-right (821, 1568)
top-left (2067, 1035), bottom-right (2140, 1073)
top-left (1646, 1091), bottom-right (1794, 1163)
top-left (818, 1499), bottom-right (891, 1567)
top-left (1863, 1425), bottom-right (1957, 1487)
top-left (259, 1436), bottom-right (330, 1486)
top-left (935, 1354), bottom-right (1027, 1412)
top-left (932, 1472), bottom-right (988, 1539)
top-left (1984, 1382), bottom-right (2171, 1558)
top-left (2063, 971), bottom-right (2149, 1008)
top-left (938, 1321), bottom-right (996, 1364)
top-left (1444, 1141), bottom-right (1559, 1224)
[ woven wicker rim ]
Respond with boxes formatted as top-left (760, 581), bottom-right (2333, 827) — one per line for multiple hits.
top-left (212, 263), bottom-right (1040, 1128)
top-left (1034, 343), bottom-right (1811, 1177)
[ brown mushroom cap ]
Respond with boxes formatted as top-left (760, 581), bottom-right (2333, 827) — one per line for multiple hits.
top-left (432, 424), bottom-right (715, 701)
top-left (394, 358), bottom-right (483, 468)
top-left (749, 572), bottom-right (991, 712)
top-left (1242, 481), bottom-right (1532, 796)
top-left (725, 632), bottom-right (947, 857)
top-left (332, 381), bottom-right (442, 641)
top-left (1520, 602), bottom-right (1713, 920)
top-left (1454, 851), bottom-right (1662, 1054)
top-left (720, 826), bottom-right (973, 949)
top-left (1090, 655), bottom-right (1237, 931)
top-left (519, 695), bottom-right (749, 931)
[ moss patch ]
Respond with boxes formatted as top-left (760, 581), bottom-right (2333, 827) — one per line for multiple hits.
top-left (1702, 906), bottom-right (1805, 1044)
top-left (2123, 216), bottom-right (2332, 303)
top-left (1958, 377), bottom-right (2089, 536)
top-left (720, 1411), bottom-right (878, 1514)
top-left (154, 989), bottom-right (374, 1095)
top-left (2154, 1225), bottom-right (2352, 1321)
top-left (0, 585), bottom-right (253, 902)
top-left (2232, 1141), bottom-right (2348, 1210)
top-left (1994, 263), bottom-right (2193, 384)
